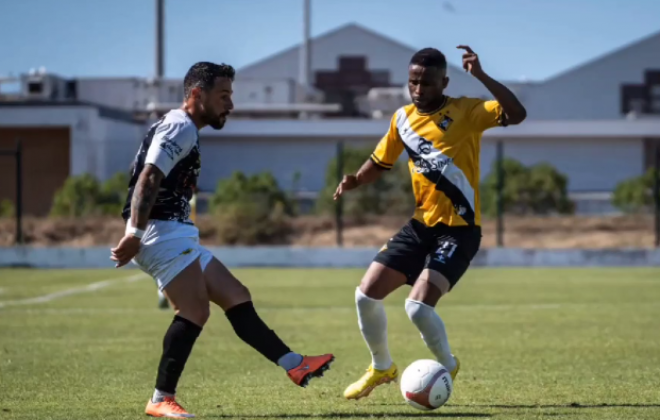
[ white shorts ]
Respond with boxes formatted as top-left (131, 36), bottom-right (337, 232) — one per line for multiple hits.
top-left (128, 220), bottom-right (214, 291)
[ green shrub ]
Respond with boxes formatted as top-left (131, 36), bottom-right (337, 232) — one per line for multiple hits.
top-left (315, 146), bottom-right (414, 220)
top-left (210, 171), bottom-right (293, 245)
top-left (480, 158), bottom-right (574, 217)
top-left (612, 169), bottom-right (659, 213)
top-left (0, 199), bottom-right (14, 218)
top-left (50, 172), bottom-right (128, 217)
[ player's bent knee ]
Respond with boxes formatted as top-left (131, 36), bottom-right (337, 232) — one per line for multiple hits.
top-left (237, 283), bottom-right (251, 300)
top-left (409, 270), bottom-right (450, 306)
top-left (419, 269), bottom-right (451, 295)
top-left (404, 298), bottom-right (427, 323)
top-left (228, 283), bottom-right (252, 308)
top-left (176, 300), bottom-right (210, 327)
top-left (358, 262), bottom-right (407, 299)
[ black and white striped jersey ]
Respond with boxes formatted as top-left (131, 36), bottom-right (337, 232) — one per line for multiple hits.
top-left (121, 109), bottom-right (201, 224)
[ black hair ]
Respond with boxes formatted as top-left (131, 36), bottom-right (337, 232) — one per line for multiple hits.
top-left (183, 61), bottom-right (235, 99)
top-left (410, 48), bottom-right (447, 70)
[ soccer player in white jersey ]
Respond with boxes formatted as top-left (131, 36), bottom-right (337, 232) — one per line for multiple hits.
top-left (111, 62), bottom-right (334, 418)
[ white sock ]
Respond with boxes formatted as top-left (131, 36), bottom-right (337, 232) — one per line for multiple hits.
top-left (277, 352), bottom-right (304, 371)
top-left (355, 287), bottom-right (392, 370)
top-left (405, 299), bottom-right (456, 372)
top-left (152, 389), bottom-right (174, 403)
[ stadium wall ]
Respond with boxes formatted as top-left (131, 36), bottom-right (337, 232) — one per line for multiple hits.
top-left (1, 246), bottom-right (660, 269)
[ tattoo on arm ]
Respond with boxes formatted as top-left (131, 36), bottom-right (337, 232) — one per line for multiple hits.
top-left (130, 164), bottom-right (164, 230)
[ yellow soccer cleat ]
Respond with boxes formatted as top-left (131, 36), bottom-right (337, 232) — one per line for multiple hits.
top-left (343, 363), bottom-right (399, 400)
top-left (450, 355), bottom-right (460, 381)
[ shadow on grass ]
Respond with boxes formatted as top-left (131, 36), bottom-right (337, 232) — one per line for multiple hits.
top-left (448, 403), bottom-right (660, 409)
top-left (209, 412), bottom-right (491, 419)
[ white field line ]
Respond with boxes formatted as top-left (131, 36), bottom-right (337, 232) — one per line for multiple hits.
top-left (0, 273), bottom-right (145, 309)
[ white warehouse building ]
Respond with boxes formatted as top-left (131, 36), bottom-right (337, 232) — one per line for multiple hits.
top-left (1, 23), bottom-right (659, 216)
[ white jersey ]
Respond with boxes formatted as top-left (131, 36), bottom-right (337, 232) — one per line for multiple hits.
top-left (122, 109), bottom-right (201, 224)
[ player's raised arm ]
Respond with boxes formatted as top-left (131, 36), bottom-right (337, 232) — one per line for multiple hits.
top-left (457, 45), bottom-right (527, 125)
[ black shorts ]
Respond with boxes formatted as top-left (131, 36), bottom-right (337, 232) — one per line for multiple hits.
top-left (373, 219), bottom-right (482, 289)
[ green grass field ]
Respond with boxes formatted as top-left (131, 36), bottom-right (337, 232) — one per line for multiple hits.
top-left (1, 267), bottom-right (659, 420)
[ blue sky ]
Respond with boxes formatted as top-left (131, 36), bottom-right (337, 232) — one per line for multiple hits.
top-left (1, 0), bottom-right (659, 82)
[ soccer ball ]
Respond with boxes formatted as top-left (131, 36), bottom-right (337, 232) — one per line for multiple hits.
top-left (400, 359), bottom-right (453, 411)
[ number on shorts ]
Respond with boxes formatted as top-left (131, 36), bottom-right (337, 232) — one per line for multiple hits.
top-left (435, 241), bottom-right (457, 260)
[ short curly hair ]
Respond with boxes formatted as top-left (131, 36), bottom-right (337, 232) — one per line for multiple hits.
top-left (410, 48), bottom-right (447, 70)
top-left (183, 61), bottom-right (235, 99)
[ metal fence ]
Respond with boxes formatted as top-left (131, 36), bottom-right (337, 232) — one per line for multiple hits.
top-left (0, 139), bottom-right (22, 244)
top-left (2, 136), bottom-right (660, 249)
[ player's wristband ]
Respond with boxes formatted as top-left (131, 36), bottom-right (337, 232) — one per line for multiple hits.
top-left (127, 226), bottom-right (145, 239)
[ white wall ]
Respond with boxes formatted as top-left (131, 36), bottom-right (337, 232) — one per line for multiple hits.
top-left (480, 137), bottom-right (644, 191)
top-left (198, 137), bottom-right (378, 192)
top-left (0, 106), bottom-right (98, 177)
top-left (95, 118), bottom-right (146, 179)
top-left (199, 136), bottom-right (645, 195)
top-left (0, 105), bottom-right (146, 182)
top-left (232, 79), bottom-right (294, 104)
top-left (76, 79), bottom-right (149, 111)
top-left (3, 246), bottom-right (660, 269)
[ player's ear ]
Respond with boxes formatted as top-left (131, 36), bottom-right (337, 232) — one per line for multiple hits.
top-left (190, 86), bottom-right (202, 100)
top-left (442, 76), bottom-right (449, 89)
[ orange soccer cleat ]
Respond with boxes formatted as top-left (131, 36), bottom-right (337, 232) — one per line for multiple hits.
top-left (287, 354), bottom-right (335, 387)
top-left (145, 396), bottom-right (195, 418)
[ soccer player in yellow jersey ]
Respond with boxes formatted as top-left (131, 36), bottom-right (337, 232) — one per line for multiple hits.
top-left (335, 46), bottom-right (527, 400)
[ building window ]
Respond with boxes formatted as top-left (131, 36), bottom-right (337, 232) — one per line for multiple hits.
top-left (622, 70), bottom-right (660, 115)
top-left (630, 98), bottom-right (646, 113)
top-left (650, 85), bottom-right (660, 114)
top-left (650, 99), bottom-right (660, 114)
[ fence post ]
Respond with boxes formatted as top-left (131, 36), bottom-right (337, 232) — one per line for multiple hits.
top-left (654, 140), bottom-right (660, 248)
top-left (336, 141), bottom-right (344, 247)
top-left (496, 140), bottom-right (504, 247)
top-left (15, 138), bottom-right (23, 245)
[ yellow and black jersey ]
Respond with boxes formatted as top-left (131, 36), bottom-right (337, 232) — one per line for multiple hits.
top-left (370, 96), bottom-right (506, 228)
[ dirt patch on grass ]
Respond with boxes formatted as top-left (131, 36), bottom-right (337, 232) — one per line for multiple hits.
top-left (0, 214), bottom-right (654, 249)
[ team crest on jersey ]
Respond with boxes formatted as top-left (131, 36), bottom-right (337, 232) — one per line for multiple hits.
top-left (437, 115), bottom-right (454, 132)
top-left (417, 137), bottom-right (433, 155)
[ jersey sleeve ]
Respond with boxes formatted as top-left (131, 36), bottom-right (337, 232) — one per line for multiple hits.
top-left (467, 98), bottom-right (507, 132)
top-left (370, 112), bottom-right (404, 170)
top-left (145, 121), bottom-right (197, 177)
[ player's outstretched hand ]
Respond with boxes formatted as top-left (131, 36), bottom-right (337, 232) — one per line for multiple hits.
top-left (110, 235), bottom-right (141, 268)
top-left (456, 45), bottom-right (484, 77)
top-left (333, 175), bottom-right (359, 200)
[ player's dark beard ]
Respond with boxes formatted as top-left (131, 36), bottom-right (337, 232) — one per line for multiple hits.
top-left (203, 109), bottom-right (226, 130)
top-left (208, 116), bottom-right (225, 130)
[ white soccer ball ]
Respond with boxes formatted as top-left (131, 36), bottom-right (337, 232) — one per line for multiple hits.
top-left (400, 359), bottom-right (453, 411)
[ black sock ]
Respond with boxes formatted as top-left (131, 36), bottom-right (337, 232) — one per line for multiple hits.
top-left (155, 315), bottom-right (203, 395)
top-left (225, 301), bottom-right (292, 364)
